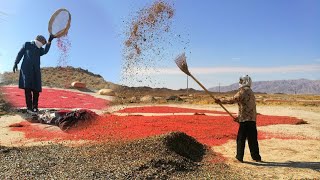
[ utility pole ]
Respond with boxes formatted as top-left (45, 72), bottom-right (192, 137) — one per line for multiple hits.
top-left (187, 75), bottom-right (189, 96)
top-left (218, 82), bottom-right (221, 93)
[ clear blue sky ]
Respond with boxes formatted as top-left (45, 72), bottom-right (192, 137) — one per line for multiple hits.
top-left (1, 0), bottom-right (319, 89)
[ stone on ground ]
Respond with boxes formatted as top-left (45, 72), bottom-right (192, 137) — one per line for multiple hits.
top-left (129, 96), bottom-right (138, 103)
top-left (71, 81), bottom-right (86, 88)
top-left (140, 95), bottom-right (156, 103)
top-left (98, 89), bottom-right (115, 96)
top-left (166, 95), bottom-right (183, 102)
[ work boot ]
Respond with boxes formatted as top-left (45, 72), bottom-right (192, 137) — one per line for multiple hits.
top-left (33, 108), bottom-right (39, 114)
top-left (32, 102), bottom-right (39, 114)
top-left (235, 157), bottom-right (243, 163)
top-left (253, 158), bottom-right (262, 162)
top-left (27, 108), bottom-right (36, 115)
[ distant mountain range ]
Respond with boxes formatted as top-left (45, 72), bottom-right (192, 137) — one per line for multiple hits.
top-left (2, 68), bottom-right (320, 95)
top-left (208, 79), bottom-right (320, 94)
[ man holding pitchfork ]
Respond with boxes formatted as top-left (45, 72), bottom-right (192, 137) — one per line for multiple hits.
top-left (215, 75), bottom-right (262, 163)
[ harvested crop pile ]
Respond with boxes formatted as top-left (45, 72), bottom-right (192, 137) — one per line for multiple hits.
top-left (0, 86), bottom-right (109, 110)
top-left (10, 111), bottom-right (306, 145)
top-left (0, 132), bottom-right (239, 179)
top-left (163, 131), bottom-right (206, 162)
top-left (0, 90), bottom-right (10, 116)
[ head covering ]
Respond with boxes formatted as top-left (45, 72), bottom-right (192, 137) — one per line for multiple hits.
top-left (35, 35), bottom-right (47, 44)
top-left (239, 75), bottom-right (252, 88)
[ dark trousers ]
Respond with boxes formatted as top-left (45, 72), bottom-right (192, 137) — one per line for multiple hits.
top-left (236, 121), bottom-right (261, 161)
top-left (25, 89), bottom-right (40, 110)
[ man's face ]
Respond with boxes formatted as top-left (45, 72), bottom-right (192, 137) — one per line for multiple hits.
top-left (239, 79), bottom-right (243, 84)
top-left (39, 39), bottom-right (47, 45)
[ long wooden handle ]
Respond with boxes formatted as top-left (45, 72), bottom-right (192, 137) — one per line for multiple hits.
top-left (189, 74), bottom-right (236, 120)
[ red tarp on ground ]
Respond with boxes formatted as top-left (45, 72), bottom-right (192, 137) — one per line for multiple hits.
top-left (117, 106), bottom-right (229, 114)
top-left (10, 106), bottom-right (306, 146)
top-left (0, 86), bottom-right (109, 110)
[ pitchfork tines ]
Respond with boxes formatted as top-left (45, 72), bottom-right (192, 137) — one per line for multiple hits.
top-left (174, 52), bottom-right (237, 120)
top-left (175, 53), bottom-right (191, 76)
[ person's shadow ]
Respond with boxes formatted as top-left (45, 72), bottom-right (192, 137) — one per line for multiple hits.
top-left (244, 161), bottom-right (320, 172)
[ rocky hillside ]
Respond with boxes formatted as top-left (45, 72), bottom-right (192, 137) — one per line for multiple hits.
top-left (209, 79), bottom-right (320, 94)
top-left (0, 66), bottom-right (120, 90)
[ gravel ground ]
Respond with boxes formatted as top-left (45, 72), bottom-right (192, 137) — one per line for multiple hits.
top-left (0, 132), bottom-right (240, 179)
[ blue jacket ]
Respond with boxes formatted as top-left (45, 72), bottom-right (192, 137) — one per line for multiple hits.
top-left (15, 41), bottom-right (51, 92)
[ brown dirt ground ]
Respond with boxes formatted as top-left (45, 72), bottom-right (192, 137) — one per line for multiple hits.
top-left (0, 88), bottom-right (319, 178)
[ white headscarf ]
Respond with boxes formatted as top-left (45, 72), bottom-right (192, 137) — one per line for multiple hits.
top-left (239, 75), bottom-right (252, 88)
top-left (34, 39), bottom-right (44, 48)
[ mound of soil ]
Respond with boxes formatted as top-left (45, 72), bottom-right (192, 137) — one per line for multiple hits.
top-left (0, 132), bottom-right (239, 179)
top-left (1, 66), bottom-right (119, 90)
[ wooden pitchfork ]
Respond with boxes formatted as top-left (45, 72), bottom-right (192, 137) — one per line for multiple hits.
top-left (174, 53), bottom-right (236, 120)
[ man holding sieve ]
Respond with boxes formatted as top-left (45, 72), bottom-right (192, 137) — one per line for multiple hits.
top-left (13, 34), bottom-right (56, 114)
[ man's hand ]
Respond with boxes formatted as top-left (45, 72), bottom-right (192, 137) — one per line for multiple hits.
top-left (13, 64), bottom-right (18, 73)
top-left (214, 98), bottom-right (221, 104)
top-left (48, 34), bottom-right (56, 43)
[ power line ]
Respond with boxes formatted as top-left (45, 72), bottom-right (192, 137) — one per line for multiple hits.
top-left (0, 11), bottom-right (8, 16)
top-left (0, 11), bottom-right (8, 22)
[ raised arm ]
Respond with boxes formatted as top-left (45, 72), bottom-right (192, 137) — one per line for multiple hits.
top-left (40, 35), bottom-right (56, 56)
top-left (40, 42), bottom-right (51, 56)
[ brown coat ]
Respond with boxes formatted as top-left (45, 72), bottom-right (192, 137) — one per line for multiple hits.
top-left (221, 87), bottom-right (257, 122)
